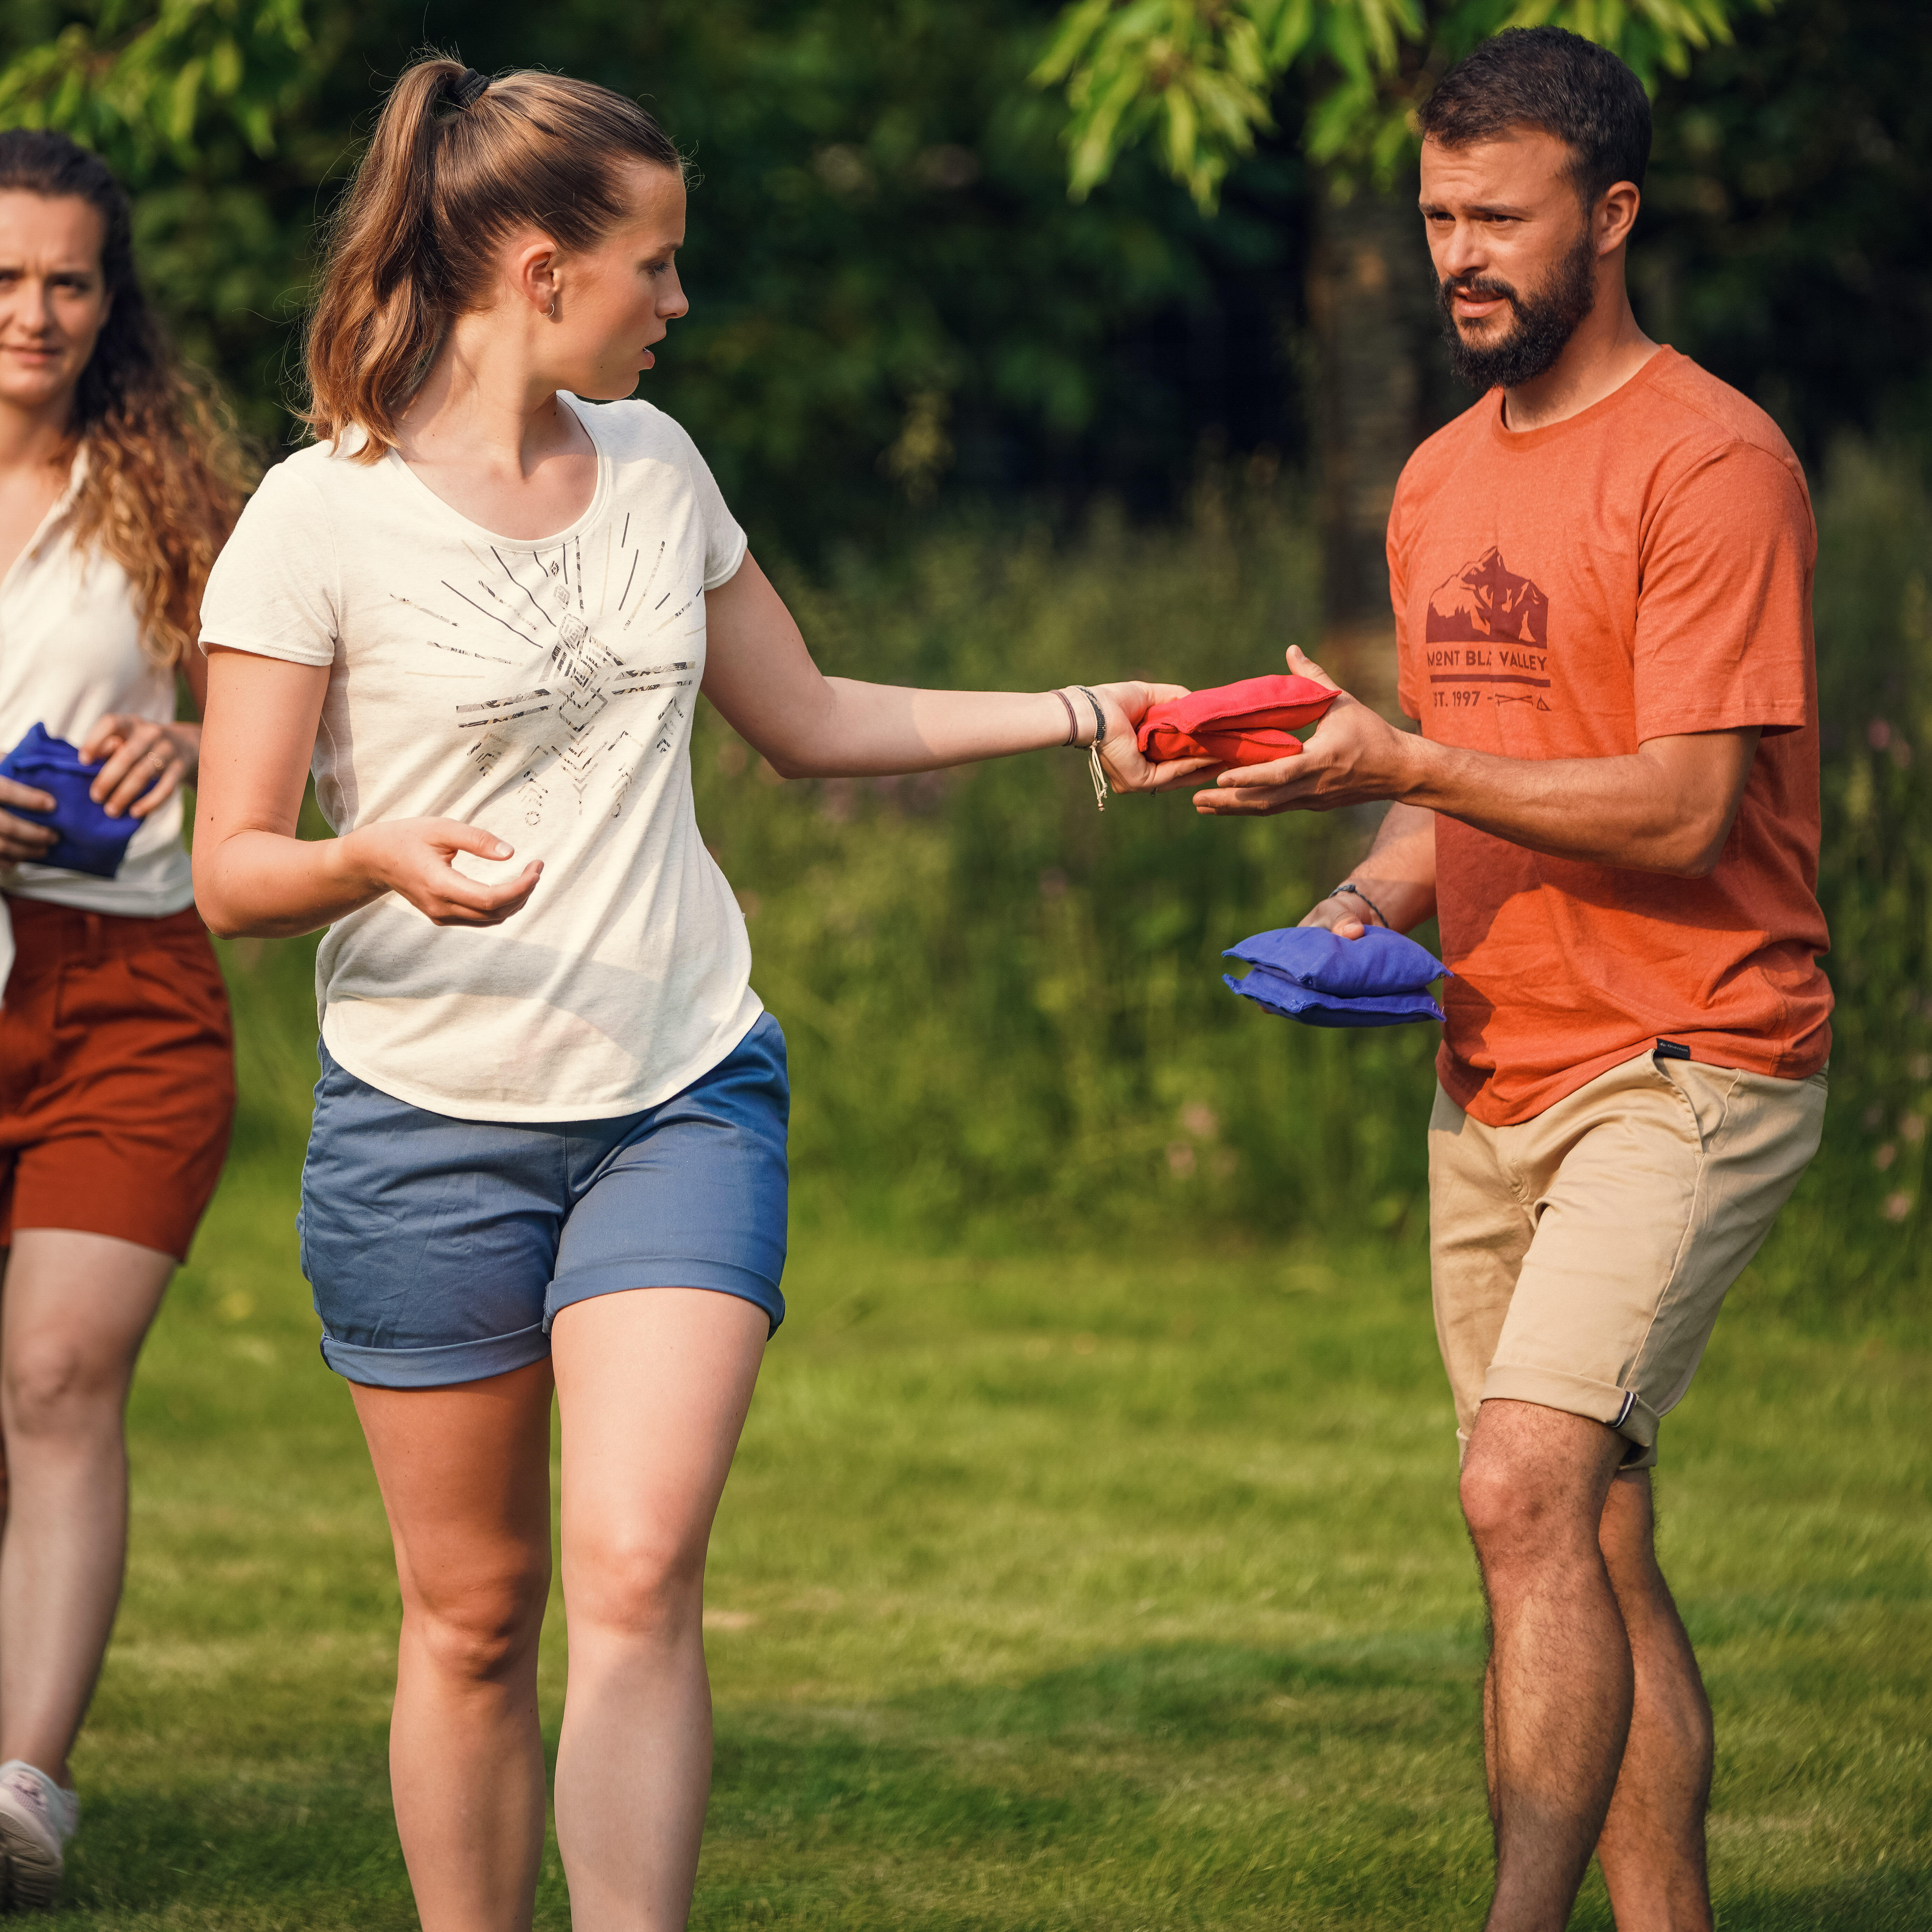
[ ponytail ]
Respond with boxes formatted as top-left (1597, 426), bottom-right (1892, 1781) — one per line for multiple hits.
top-left (303, 56), bottom-right (682, 460)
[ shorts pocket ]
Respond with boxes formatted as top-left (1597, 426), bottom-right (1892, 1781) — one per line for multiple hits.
top-left (1650, 1054), bottom-right (1734, 1153)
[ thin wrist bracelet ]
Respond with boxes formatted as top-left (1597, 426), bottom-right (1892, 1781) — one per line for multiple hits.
top-left (1074, 685), bottom-right (1109, 811)
top-left (1329, 881), bottom-right (1388, 927)
top-left (1051, 688), bottom-right (1080, 746)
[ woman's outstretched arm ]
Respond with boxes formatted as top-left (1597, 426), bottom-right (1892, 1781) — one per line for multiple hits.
top-left (192, 648), bottom-right (543, 939)
top-left (702, 554), bottom-right (1205, 789)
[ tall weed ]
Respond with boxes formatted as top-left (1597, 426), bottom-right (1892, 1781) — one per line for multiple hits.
top-left (1757, 443), bottom-right (1932, 1322)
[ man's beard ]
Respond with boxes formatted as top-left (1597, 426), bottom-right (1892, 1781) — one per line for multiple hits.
top-left (1436, 227), bottom-right (1598, 392)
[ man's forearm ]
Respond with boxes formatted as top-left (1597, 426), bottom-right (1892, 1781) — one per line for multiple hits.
top-left (1198, 648), bottom-right (1762, 873)
top-left (1390, 732), bottom-right (1755, 877)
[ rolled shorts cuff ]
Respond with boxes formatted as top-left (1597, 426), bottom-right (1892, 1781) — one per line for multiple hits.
top-left (545, 1259), bottom-right (786, 1336)
top-left (1480, 1362), bottom-right (1661, 1468)
top-left (319, 1321), bottom-right (552, 1390)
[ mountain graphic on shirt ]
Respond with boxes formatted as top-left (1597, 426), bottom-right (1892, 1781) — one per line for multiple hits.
top-left (1425, 547), bottom-right (1550, 645)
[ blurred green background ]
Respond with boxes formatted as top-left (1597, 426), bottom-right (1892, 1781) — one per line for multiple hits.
top-left (1, 1), bottom-right (1927, 1926)
top-left (4, 0), bottom-right (1918, 1294)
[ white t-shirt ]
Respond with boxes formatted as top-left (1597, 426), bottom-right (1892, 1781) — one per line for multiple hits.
top-left (0, 455), bottom-right (195, 917)
top-left (199, 395), bottom-right (760, 1122)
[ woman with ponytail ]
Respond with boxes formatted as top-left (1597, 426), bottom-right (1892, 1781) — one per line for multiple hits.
top-left (194, 57), bottom-right (1199, 1928)
top-left (0, 132), bottom-right (244, 1906)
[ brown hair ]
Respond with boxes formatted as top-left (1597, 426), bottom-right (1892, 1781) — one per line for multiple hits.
top-left (304, 57), bottom-right (683, 460)
top-left (0, 130), bottom-right (252, 669)
top-left (1417, 28), bottom-right (1651, 213)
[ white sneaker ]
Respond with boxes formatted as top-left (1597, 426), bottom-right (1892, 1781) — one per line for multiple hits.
top-left (0, 1760), bottom-right (77, 1910)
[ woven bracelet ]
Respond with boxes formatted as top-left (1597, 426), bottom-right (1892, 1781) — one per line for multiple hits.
top-left (1328, 881), bottom-right (1388, 927)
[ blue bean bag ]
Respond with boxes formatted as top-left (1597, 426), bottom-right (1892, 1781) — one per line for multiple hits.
top-left (1222, 925), bottom-right (1449, 1028)
top-left (0, 723), bottom-right (141, 879)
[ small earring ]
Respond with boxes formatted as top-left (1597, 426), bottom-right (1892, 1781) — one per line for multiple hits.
top-left (547, 296), bottom-right (558, 320)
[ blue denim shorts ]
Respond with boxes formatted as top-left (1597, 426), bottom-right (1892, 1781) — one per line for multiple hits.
top-left (298, 1013), bottom-right (789, 1388)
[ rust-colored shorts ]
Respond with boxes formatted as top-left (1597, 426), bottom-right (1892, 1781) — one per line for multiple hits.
top-left (0, 897), bottom-right (236, 1261)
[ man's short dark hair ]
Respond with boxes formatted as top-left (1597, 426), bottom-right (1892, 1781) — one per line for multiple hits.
top-left (1417, 27), bottom-right (1652, 211)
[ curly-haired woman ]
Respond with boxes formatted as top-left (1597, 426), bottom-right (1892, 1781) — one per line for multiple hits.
top-left (0, 130), bottom-right (244, 1906)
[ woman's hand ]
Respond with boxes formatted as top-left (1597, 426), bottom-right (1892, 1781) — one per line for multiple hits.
top-left (1087, 681), bottom-right (1223, 796)
top-left (334, 819), bottom-right (544, 929)
top-left (197, 650), bottom-right (536, 941)
top-left (79, 714), bottom-right (199, 819)
top-left (0, 775), bottom-right (58, 862)
top-left (198, 647), bottom-right (544, 938)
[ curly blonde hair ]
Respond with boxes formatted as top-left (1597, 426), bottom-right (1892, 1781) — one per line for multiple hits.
top-left (0, 131), bottom-right (253, 668)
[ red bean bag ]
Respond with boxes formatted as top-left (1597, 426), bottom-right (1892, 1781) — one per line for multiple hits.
top-left (1136, 674), bottom-right (1337, 765)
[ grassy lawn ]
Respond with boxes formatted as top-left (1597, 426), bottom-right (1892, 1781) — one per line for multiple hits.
top-left (47, 1158), bottom-right (1932, 1929)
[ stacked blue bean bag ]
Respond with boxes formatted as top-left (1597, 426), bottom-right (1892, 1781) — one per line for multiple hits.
top-left (1222, 925), bottom-right (1450, 1027)
top-left (0, 723), bottom-right (141, 878)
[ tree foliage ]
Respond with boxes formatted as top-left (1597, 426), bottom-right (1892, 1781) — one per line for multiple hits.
top-left (0, 0), bottom-right (1919, 541)
top-left (0, 0), bottom-right (315, 177)
top-left (1034, 0), bottom-right (1776, 207)
top-left (0, 0), bottom-right (1322, 549)
top-left (1636, 0), bottom-right (1932, 462)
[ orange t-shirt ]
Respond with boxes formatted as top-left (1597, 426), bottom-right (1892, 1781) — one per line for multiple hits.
top-left (1389, 347), bottom-right (1833, 1126)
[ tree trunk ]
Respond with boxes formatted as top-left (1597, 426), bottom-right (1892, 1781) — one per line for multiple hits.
top-left (1306, 181), bottom-right (1435, 713)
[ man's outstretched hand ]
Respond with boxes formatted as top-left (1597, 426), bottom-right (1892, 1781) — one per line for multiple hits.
top-left (1190, 647), bottom-right (1416, 817)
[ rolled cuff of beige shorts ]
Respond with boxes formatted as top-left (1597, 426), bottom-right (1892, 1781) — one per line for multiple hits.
top-left (1480, 1363), bottom-right (1663, 1469)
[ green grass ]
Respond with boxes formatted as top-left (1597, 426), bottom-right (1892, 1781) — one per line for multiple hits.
top-left (46, 1151), bottom-right (1931, 1929)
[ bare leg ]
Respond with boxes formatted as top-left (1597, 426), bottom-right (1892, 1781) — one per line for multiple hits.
top-left (352, 1360), bottom-right (556, 1932)
top-left (0, 1229), bottom-right (175, 1785)
top-left (1461, 1399), bottom-right (1631, 1932)
top-left (1483, 1653), bottom-right (1500, 1835)
top-left (550, 1288), bottom-right (767, 1932)
top-left (1595, 1472), bottom-right (1714, 1931)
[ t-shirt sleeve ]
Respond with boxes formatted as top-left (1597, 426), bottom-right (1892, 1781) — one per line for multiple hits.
top-left (1632, 443), bottom-right (1815, 740)
top-left (198, 461), bottom-right (340, 667)
top-left (679, 433), bottom-right (748, 591)
top-left (1389, 478), bottom-right (1420, 722)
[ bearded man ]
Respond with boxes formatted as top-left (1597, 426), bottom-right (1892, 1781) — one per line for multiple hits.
top-left (1195, 27), bottom-right (1833, 1932)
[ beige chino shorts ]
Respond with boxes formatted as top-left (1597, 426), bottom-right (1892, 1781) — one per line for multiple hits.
top-left (1428, 1051), bottom-right (1827, 1469)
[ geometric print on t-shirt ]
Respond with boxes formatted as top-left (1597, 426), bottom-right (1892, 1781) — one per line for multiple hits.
top-left (409, 527), bottom-right (702, 829)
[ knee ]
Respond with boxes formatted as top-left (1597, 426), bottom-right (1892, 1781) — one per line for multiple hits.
top-left (1458, 1457), bottom-right (1519, 1548)
top-left (2, 1337), bottom-right (122, 1441)
top-left (1459, 1456), bottom-right (1577, 1569)
top-left (567, 1528), bottom-right (705, 1647)
top-left (405, 1558), bottom-right (551, 1686)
